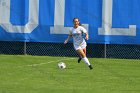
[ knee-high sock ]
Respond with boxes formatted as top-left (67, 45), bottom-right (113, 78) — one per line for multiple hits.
top-left (82, 57), bottom-right (91, 66)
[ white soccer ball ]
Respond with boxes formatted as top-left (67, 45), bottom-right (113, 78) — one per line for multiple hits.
top-left (58, 62), bottom-right (66, 69)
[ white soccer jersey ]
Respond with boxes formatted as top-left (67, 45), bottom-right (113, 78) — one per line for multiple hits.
top-left (69, 26), bottom-right (87, 46)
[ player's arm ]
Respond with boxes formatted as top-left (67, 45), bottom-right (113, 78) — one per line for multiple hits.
top-left (64, 34), bottom-right (72, 44)
top-left (81, 26), bottom-right (89, 40)
top-left (85, 32), bottom-right (89, 40)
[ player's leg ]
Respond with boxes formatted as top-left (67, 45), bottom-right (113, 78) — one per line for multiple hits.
top-left (74, 45), bottom-right (82, 63)
top-left (78, 48), bottom-right (86, 63)
top-left (77, 43), bottom-right (87, 63)
top-left (78, 55), bottom-right (82, 63)
top-left (76, 49), bottom-right (93, 70)
top-left (83, 48), bottom-right (86, 55)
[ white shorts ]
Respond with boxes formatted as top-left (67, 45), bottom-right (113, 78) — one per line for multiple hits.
top-left (74, 42), bottom-right (87, 50)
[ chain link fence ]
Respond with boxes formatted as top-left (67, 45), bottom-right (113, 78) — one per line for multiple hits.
top-left (0, 41), bottom-right (140, 59)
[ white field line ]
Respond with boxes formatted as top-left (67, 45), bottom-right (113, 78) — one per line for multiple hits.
top-left (26, 57), bottom-right (76, 67)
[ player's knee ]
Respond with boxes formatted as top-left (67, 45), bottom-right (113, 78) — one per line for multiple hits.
top-left (81, 53), bottom-right (86, 58)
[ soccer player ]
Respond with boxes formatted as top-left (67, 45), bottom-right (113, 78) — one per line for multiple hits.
top-left (64, 18), bottom-right (93, 70)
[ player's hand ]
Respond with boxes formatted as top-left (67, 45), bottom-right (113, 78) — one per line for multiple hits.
top-left (85, 36), bottom-right (89, 40)
top-left (64, 40), bottom-right (68, 44)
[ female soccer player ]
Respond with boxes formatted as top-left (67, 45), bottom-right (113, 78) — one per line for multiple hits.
top-left (64, 18), bottom-right (93, 70)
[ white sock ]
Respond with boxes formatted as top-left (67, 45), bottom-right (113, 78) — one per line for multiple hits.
top-left (82, 57), bottom-right (91, 66)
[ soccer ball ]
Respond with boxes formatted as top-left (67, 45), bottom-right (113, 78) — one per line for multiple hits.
top-left (58, 62), bottom-right (66, 69)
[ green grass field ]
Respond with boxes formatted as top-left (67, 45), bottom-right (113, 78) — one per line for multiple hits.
top-left (0, 55), bottom-right (140, 93)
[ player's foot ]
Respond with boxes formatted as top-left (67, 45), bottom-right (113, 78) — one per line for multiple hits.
top-left (89, 65), bottom-right (93, 70)
top-left (78, 57), bottom-right (82, 63)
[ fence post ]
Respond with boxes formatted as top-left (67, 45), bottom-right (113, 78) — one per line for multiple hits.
top-left (24, 41), bottom-right (27, 55)
top-left (104, 44), bottom-right (107, 58)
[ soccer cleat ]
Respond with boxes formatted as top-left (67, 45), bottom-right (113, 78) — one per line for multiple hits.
top-left (89, 65), bottom-right (93, 70)
top-left (78, 57), bottom-right (82, 63)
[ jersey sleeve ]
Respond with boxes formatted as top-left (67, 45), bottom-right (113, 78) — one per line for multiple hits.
top-left (80, 26), bottom-right (87, 33)
top-left (69, 28), bottom-right (72, 35)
